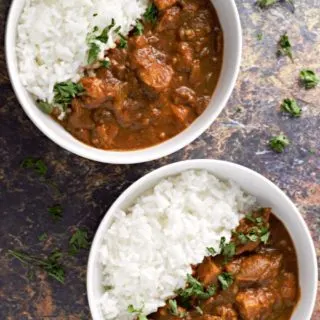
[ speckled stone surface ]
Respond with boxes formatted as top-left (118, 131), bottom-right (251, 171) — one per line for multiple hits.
top-left (0, 0), bottom-right (319, 319)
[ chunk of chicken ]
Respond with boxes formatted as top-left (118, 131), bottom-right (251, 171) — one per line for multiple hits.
top-left (170, 104), bottom-right (194, 126)
top-left (215, 304), bottom-right (238, 320)
top-left (157, 6), bottom-right (181, 32)
top-left (236, 288), bottom-right (277, 320)
top-left (139, 62), bottom-right (173, 92)
top-left (197, 257), bottom-right (221, 287)
top-left (175, 42), bottom-right (194, 72)
top-left (91, 123), bottom-right (119, 148)
top-left (131, 46), bottom-right (166, 69)
top-left (154, 0), bottom-right (178, 11)
top-left (226, 253), bottom-right (282, 287)
top-left (68, 99), bottom-right (95, 129)
top-left (174, 86), bottom-right (196, 106)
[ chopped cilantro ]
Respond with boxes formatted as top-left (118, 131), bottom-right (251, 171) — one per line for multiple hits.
top-left (144, 3), bottom-right (158, 24)
top-left (38, 233), bottom-right (48, 242)
top-left (88, 43), bottom-right (101, 64)
top-left (218, 273), bottom-right (234, 290)
top-left (21, 157), bottom-right (48, 176)
top-left (168, 299), bottom-right (185, 317)
top-left (69, 228), bottom-right (90, 255)
top-left (300, 69), bottom-right (320, 89)
top-left (48, 205), bottom-right (63, 222)
top-left (269, 134), bottom-right (290, 153)
top-left (281, 98), bottom-right (301, 117)
top-left (207, 247), bottom-right (216, 256)
top-left (278, 33), bottom-right (293, 62)
top-left (134, 20), bottom-right (144, 35)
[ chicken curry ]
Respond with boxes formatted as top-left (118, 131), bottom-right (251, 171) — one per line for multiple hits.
top-left (148, 208), bottom-right (300, 320)
top-left (52, 0), bottom-right (223, 150)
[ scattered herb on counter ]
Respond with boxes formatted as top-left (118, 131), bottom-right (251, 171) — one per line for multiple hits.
top-left (134, 20), bottom-right (144, 36)
top-left (48, 204), bottom-right (63, 222)
top-left (69, 228), bottom-right (90, 255)
top-left (269, 133), bottom-right (290, 153)
top-left (8, 249), bottom-right (65, 283)
top-left (38, 233), bottom-right (48, 242)
top-left (257, 0), bottom-right (277, 8)
top-left (278, 33), bottom-right (293, 62)
top-left (280, 98), bottom-right (301, 117)
top-left (144, 3), bottom-right (158, 24)
top-left (21, 157), bottom-right (48, 176)
top-left (176, 274), bottom-right (216, 301)
top-left (257, 33), bottom-right (263, 40)
top-left (168, 299), bottom-right (185, 317)
top-left (127, 305), bottom-right (148, 320)
top-left (300, 69), bottom-right (320, 89)
top-left (207, 247), bottom-right (216, 256)
top-left (218, 272), bottom-right (234, 290)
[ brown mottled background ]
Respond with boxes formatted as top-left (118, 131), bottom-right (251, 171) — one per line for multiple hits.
top-left (0, 0), bottom-right (319, 319)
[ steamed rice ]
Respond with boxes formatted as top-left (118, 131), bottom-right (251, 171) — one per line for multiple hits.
top-left (99, 170), bottom-right (256, 320)
top-left (16, 0), bottom-right (149, 102)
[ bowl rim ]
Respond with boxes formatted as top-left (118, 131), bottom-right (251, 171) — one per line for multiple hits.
top-left (87, 159), bottom-right (318, 320)
top-left (5, 0), bottom-right (243, 164)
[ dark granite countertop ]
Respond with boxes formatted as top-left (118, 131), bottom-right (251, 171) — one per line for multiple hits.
top-left (0, 0), bottom-right (319, 319)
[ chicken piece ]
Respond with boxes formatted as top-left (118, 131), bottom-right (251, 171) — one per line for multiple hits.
top-left (139, 63), bottom-right (173, 92)
top-left (236, 288), bottom-right (277, 320)
top-left (174, 86), bottom-right (196, 106)
top-left (154, 0), bottom-right (178, 11)
top-left (196, 257), bottom-right (221, 287)
top-left (131, 46), bottom-right (166, 69)
top-left (79, 77), bottom-right (122, 109)
top-left (194, 316), bottom-right (223, 320)
top-left (68, 99), bottom-right (95, 129)
top-left (152, 304), bottom-right (186, 320)
top-left (280, 272), bottom-right (297, 305)
top-left (215, 304), bottom-right (238, 320)
top-left (226, 254), bottom-right (282, 287)
top-left (91, 123), bottom-right (119, 148)
top-left (174, 42), bottom-right (194, 72)
top-left (170, 104), bottom-right (194, 126)
top-left (157, 6), bottom-right (181, 32)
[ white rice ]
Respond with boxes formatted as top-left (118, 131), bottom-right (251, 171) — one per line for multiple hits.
top-left (99, 170), bottom-right (256, 320)
top-left (16, 0), bottom-right (149, 102)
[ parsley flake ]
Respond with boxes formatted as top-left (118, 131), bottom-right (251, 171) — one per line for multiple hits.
top-left (281, 98), bottom-right (301, 117)
top-left (218, 272), bottom-right (234, 290)
top-left (278, 33), bottom-right (293, 62)
top-left (300, 69), bottom-right (320, 89)
top-left (269, 134), bottom-right (290, 153)
top-left (69, 228), bottom-right (90, 255)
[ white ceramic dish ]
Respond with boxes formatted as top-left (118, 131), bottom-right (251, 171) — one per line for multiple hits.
top-left (87, 160), bottom-right (318, 320)
top-left (6, 0), bottom-right (242, 164)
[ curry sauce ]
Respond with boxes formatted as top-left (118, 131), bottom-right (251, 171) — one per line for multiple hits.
top-left (53, 0), bottom-right (223, 150)
top-left (149, 209), bottom-right (300, 320)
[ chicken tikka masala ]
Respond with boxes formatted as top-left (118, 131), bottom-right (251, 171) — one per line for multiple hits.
top-left (51, 0), bottom-right (223, 150)
top-left (148, 208), bottom-right (300, 320)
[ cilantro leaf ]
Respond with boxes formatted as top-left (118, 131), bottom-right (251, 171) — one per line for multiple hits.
top-left (88, 43), bottom-right (101, 64)
top-left (269, 134), bottom-right (290, 153)
top-left (218, 272), bottom-right (234, 290)
top-left (207, 247), bottom-right (216, 256)
top-left (168, 299), bottom-right (185, 317)
top-left (134, 20), bottom-right (144, 35)
top-left (281, 98), bottom-right (301, 117)
top-left (21, 157), bottom-right (48, 176)
top-left (144, 3), bottom-right (158, 24)
top-left (278, 33), bottom-right (293, 62)
top-left (48, 205), bottom-right (63, 222)
top-left (300, 69), bottom-right (320, 89)
top-left (69, 228), bottom-right (90, 255)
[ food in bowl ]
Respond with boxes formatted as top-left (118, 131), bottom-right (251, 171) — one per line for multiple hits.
top-left (17, 0), bottom-right (223, 150)
top-left (98, 170), bottom-right (299, 320)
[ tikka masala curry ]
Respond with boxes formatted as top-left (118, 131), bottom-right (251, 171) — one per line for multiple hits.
top-left (148, 208), bottom-right (300, 320)
top-left (52, 0), bottom-right (223, 150)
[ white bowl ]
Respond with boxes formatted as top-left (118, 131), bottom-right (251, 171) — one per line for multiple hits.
top-left (6, 0), bottom-right (242, 164)
top-left (87, 160), bottom-right (317, 320)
